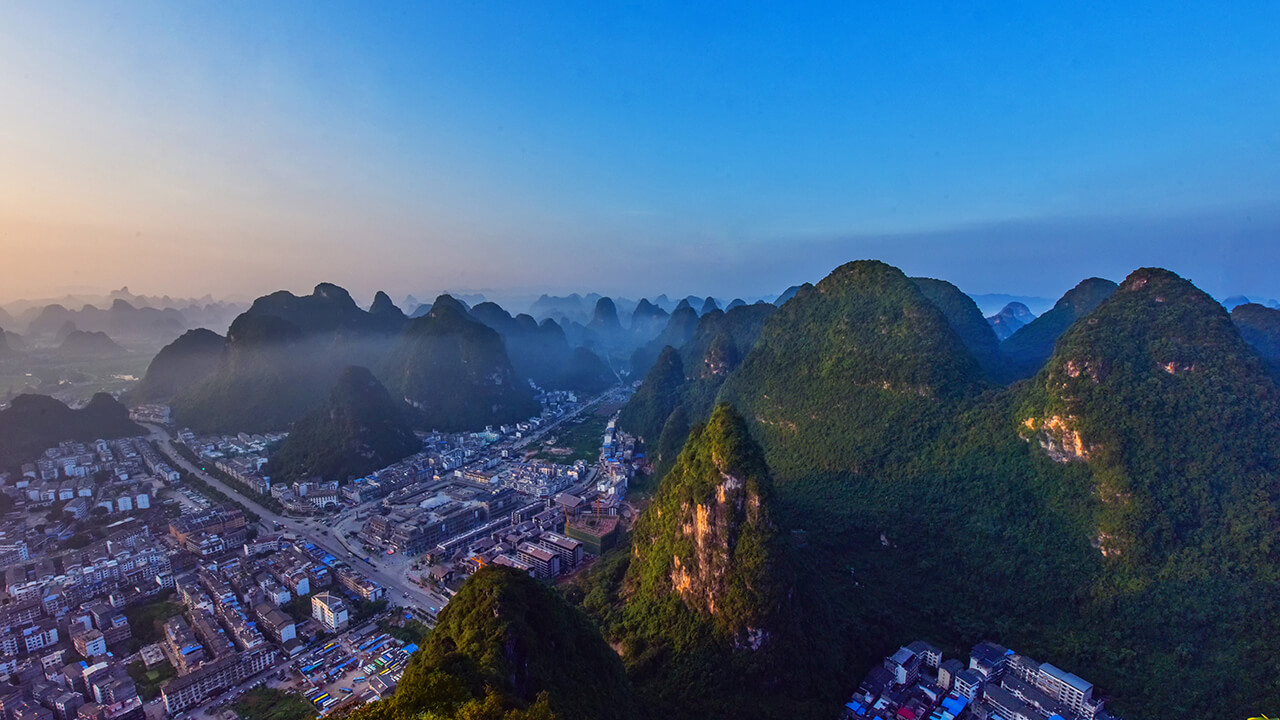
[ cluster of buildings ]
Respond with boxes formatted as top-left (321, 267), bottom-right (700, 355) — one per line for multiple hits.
top-left (174, 429), bottom-right (284, 496)
top-left (365, 415), bottom-right (641, 590)
top-left (156, 511), bottom-right (388, 713)
top-left (0, 655), bottom-right (147, 720)
top-left (270, 479), bottom-right (340, 513)
top-left (2, 439), bottom-right (174, 524)
top-left (168, 507), bottom-right (249, 560)
top-left (846, 641), bottom-right (1116, 720)
top-left (341, 429), bottom-right (519, 505)
top-left (127, 404), bottom-right (169, 425)
top-left (0, 497), bottom-right (178, 720)
top-left (499, 460), bottom-right (585, 498)
top-left (358, 483), bottom-right (522, 557)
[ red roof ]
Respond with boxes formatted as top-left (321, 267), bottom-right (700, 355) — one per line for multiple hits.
top-left (896, 708), bottom-right (917, 720)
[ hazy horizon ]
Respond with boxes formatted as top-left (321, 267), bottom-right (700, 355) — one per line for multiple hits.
top-left (3, 4), bottom-right (1278, 306)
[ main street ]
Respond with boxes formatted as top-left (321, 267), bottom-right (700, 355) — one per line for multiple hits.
top-left (143, 425), bottom-right (452, 617)
top-left (512, 385), bottom-right (630, 451)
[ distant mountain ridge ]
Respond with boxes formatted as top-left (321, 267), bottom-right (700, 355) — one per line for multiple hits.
top-left (1000, 277), bottom-right (1118, 380)
top-left (986, 301), bottom-right (1036, 340)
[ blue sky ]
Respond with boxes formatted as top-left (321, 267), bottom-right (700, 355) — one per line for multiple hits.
top-left (1, 2), bottom-right (1277, 304)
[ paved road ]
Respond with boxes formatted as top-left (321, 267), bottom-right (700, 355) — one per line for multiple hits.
top-left (513, 386), bottom-right (629, 451)
top-left (144, 425), bottom-right (451, 615)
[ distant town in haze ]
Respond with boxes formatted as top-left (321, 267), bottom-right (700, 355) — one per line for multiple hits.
top-left (3, 4), bottom-right (1280, 720)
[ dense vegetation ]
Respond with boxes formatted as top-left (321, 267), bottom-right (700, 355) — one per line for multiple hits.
top-left (381, 296), bottom-right (540, 431)
top-left (173, 284), bottom-right (399, 432)
top-left (616, 347), bottom-right (685, 443)
top-left (349, 566), bottom-right (637, 720)
top-left (1000, 277), bottom-right (1117, 379)
top-left (718, 260), bottom-right (985, 479)
top-left (1007, 269), bottom-right (1280, 715)
top-left (265, 366), bottom-right (421, 484)
top-left (693, 261), bottom-right (1280, 718)
top-left (572, 404), bottom-right (851, 720)
top-left (232, 686), bottom-right (315, 720)
top-left (618, 303), bottom-right (774, 457)
top-left (0, 393), bottom-right (143, 470)
top-left (132, 327), bottom-right (225, 401)
top-left (649, 406), bottom-right (689, 487)
top-left (911, 277), bottom-right (1003, 379)
top-left (625, 403), bottom-right (786, 638)
top-left (1232, 302), bottom-right (1280, 378)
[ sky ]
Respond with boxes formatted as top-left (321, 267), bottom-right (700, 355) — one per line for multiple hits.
top-left (1, 2), bottom-right (1278, 306)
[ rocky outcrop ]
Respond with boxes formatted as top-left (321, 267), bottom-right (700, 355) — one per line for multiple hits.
top-left (627, 403), bottom-right (786, 643)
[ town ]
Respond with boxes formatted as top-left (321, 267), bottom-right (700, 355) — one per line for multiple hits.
top-left (0, 385), bottom-right (642, 720)
top-left (845, 640), bottom-right (1120, 720)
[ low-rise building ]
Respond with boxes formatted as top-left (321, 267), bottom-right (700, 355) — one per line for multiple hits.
top-left (310, 592), bottom-right (349, 633)
top-left (160, 648), bottom-right (278, 713)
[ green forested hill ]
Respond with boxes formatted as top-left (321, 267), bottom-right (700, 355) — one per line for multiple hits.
top-left (618, 302), bottom-right (775, 471)
top-left (617, 346), bottom-right (685, 443)
top-left (1001, 277), bottom-right (1117, 379)
top-left (699, 262), bottom-right (1280, 719)
top-left (574, 404), bottom-right (851, 720)
top-left (1008, 268), bottom-right (1280, 716)
top-left (350, 566), bottom-right (638, 720)
top-left (625, 403), bottom-right (786, 638)
top-left (381, 295), bottom-right (540, 431)
top-left (718, 260), bottom-right (986, 478)
top-left (911, 277), bottom-right (1003, 379)
top-left (133, 328), bottom-right (225, 402)
top-left (264, 366), bottom-right (420, 484)
top-left (1232, 302), bottom-right (1280, 378)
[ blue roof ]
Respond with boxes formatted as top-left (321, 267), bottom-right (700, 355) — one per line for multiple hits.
top-left (402, 643), bottom-right (418, 654)
top-left (941, 696), bottom-right (967, 714)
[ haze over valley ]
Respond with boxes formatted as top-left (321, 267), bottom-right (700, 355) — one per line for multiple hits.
top-left (2, 4), bottom-right (1279, 720)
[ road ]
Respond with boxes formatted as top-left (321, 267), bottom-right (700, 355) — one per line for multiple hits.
top-left (513, 385), bottom-right (629, 451)
top-left (144, 425), bottom-right (451, 616)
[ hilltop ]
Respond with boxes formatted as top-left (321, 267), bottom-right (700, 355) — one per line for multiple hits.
top-left (1001, 277), bottom-right (1117, 380)
top-left (173, 284), bottom-right (401, 432)
top-left (133, 328), bottom-right (226, 402)
top-left (350, 566), bottom-right (638, 720)
top-left (718, 260), bottom-right (985, 478)
top-left (0, 394), bottom-right (143, 469)
top-left (1232, 302), bottom-right (1280, 377)
top-left (264, 366), bottom-right (421, 485)
top-left (381, 295), bottom-right (539, 431)
top-left (576, 404), bottom-right (847, 719)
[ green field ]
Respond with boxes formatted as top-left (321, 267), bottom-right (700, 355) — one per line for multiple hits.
top-left (532, 414), bottom-right (608, 464)
top-left (127, 660), bottom-right (176, 700)
top-left (0, 353), bottom-right (153, 404)
top-left (123, 592), bottom-right (185, 645)
top-left (232, 687), bottom-right (315, 720)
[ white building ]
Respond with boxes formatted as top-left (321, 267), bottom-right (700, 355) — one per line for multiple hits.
top-left (311, 592), bottom-right (349, 632)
